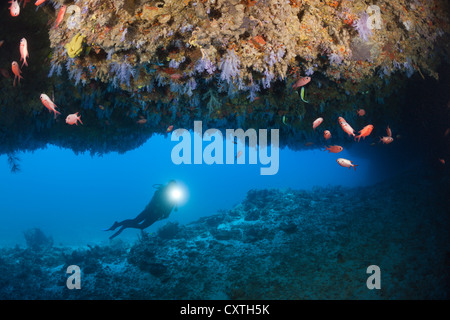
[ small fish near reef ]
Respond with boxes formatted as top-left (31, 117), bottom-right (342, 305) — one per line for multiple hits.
top-left (66, 112), bottom-right (83, 125)
top-left (167, 125), bottom-right (174, 133)
top-left (337, 158), bottom-right (358, 171)
top-left (438, 158), bottom-right (445, 165)
top-left (0, 68), bottom-right (10, 79)
top-left (55, 5), bottom-right (67, 28)
top-left (323, 130), bottom-right (331, 140)
top-left (324, 145), bottom-right (343, 153)
top-left (236, 151), bottom-right (243, 159)
top-left (35, 0), bottom-right (46, 6)
top-left (20, 38), bottom-right (29, 67)
top-left (300, 87), bottom-right (309, 103)
top-left (9, 0), bottom-right (20, 17)
top-left (338, 117), bottom-right (355, 137)
top-left (386, 125), bottom-right (392, 137)
top-left (11, 61), bottom-right (23, 87)
top-left (355, 124), bottom-right (374, 142)
top-left (40, 93), bottom-right (61, 119)
top-left (136, 119), bottom-right (147, 124)
top-left (356, 109), bottom-right (366, 117)
top-left (313, 117), bottom-right (323, 131)
top-left (292, 76), bottom-right (311, 89)
top-left (379, 136), bottom-right (394, 144)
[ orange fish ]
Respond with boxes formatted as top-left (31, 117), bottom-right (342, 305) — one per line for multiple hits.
top-left (312, 117), bottom-right (323, 131)
top-left (66, 112), bottom-right (83, 125)
top-left (35, 0), bottom-right (46, 6)
top-left (167, 125), bottom-right (174, 132)
top-left (337, 158), bottom-right (358, 171)
top-left (379, 136), bottom-right (394, 144)
top-left (9, 0), bottom-right (20, 17)
top-left (292, 76), bottom-right (311, 89)
top-left (338, 117), bottom-right (355, 137)
top-left (324, 130), bottom-right (331, 140)
top-left (11, 61), bottom-right (23, 87)
top-left (324, 145), bottom-right (343, 153)
top-left (356, 109), bottom-right (366, 116)
top-left (355, 124), bottom-right (374, 142)
top-left (40, 93), bottom-right (61, 119)
top-left (20, 38), bottom-right (29, 67)
top-left (0, 68), bottom-right (10, 79)
top-left (55, 5), bottom-right (66, 28)
top-left (438, 158), bottom-right (445, 165)
top-left (136, 119), bottom-right (147, 124)
top-left (386, 125), bottom-right (392, 137)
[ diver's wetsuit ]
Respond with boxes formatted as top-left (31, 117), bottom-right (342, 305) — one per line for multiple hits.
top-left (105, 182), bottom-right (176, 239)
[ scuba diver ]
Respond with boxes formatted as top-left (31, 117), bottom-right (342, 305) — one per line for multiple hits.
top-left (104, 180), bottom-right (181, 239)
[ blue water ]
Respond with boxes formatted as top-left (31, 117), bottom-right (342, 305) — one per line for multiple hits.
top-left (0, 132), bottom-right (412, 247)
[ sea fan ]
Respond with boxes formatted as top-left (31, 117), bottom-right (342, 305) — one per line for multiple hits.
top-left (353, 12), bottom-right (372, 42)
top-left (218, 49), bottom-right (240, 84)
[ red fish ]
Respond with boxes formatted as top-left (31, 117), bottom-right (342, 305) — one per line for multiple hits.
top-left (66, 112), bottom-right (83, 125)
top-left (386, 125), bottom-right (392, 137)
top-left (0, 40), bottom-right (4, 48)
top-left (40, 93), bottom-right (61, 119)
top-left (337, 158), bottom-right (358, 171)
top-left (379, 136), bottom-right (394, 144)
top-left (444, 128), bottom-right (450, 137)
top-left (323, 130), bottom-right (331, 140)
top-left (356, 109), bottom-right (366, 116)
top-left (35, 0), bottom-right (46, 6)
top-left (292, 76), bottom-right (311, 89)
top-left (0, 68), bottom-right (10, 79)
top-left (55, 5), bottom-right (66, 28)
top-left (312, 117), bottom-right (323, 131)
top-left (324, 145), bottom-right (343, 153)
top-left (355, 124), bottom-right (374, 142)
top-left (438, 158), bottom-right (445, 165)
top-left (9, 0), bottom-right (20, 17)
top-left (338, 117), bottom-right (355, 137)
top-left (167, 125), bottom-right (174, 132)
top-left (11, 61), bottom-right (23, 87)
top-left (20, 38), bottom-right (29, 67)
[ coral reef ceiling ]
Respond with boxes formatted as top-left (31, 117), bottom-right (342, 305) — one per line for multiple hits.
top-left (0, 0), bottom-right (449, 155)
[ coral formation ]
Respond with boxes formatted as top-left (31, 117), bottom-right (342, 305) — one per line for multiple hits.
top-left (0, 170), bottom-right (448, 299)
top-left (23, 228), bottom-right (53, 251)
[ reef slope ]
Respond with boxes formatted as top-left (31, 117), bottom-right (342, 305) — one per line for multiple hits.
top-left (0, 168), bottom-right (448, 299)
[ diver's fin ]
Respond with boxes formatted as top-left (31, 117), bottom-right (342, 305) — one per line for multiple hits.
top-left (109, 226), bottom-right (125, 240)
top-left (103, 221), bottom-right (120, 231)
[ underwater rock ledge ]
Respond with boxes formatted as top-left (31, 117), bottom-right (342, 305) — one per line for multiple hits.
top-left (0, 168), bottom-right (448, 299)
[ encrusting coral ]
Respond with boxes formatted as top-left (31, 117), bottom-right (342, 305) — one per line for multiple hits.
top-left (45, 0), bottom-right (449, 98)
